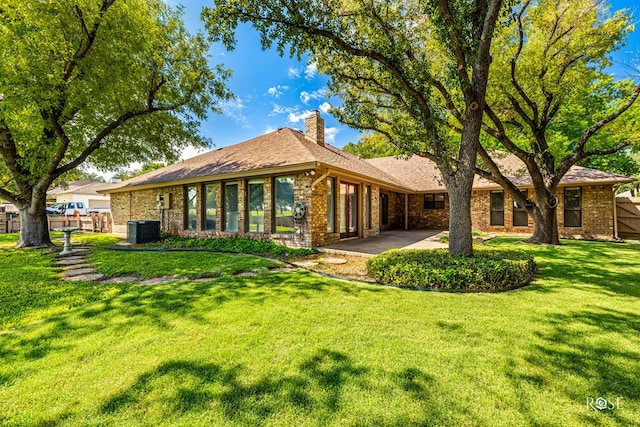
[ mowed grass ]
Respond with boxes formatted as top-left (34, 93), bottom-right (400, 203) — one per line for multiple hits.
top-left (0, 234), bottom-right (639, 426)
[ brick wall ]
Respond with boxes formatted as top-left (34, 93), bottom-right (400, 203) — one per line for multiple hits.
top-left (469, 185), bottom-right (616, 239)
top-left (408, 193), bottom-right (449, 229)
top-left (380, 190), bottom-right (405, 231)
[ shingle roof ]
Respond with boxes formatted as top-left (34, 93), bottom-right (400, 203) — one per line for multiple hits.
top-left (48, 179), bottom-right (115, 196)
top-left (366, 154), bottom-right (635, 192)
top-left (106, 128), bottom-right (409, 192)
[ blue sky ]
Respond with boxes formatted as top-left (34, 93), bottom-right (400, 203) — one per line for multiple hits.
top-left (162, 0), bottom-right (640, 164)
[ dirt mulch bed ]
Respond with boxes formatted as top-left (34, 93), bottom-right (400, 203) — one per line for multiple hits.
top-left (288, 253), bottom-right (375, 282)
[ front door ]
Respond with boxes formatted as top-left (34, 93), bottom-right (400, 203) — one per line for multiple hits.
top-left (340, 182), bottom-right (358, 238)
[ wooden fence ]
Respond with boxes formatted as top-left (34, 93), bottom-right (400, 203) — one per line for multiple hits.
top-left (617, 197), bottom-right (640, 239)
top-left (1, 213), bottom-right (112, 234)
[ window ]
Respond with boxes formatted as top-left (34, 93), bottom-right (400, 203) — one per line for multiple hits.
top-left (185, 186), bottom-right (197, 230)
top-left (381, 193), bottom-right (389, 225)
top-left (224, 181), bottom-right (238, 232)
top-left (513, 190), bottom-right (529, 227)
top-left (204, 184), bottom-right (217, 230)
top-left (490, 191), bottom-right (504, 226)
top-left (327, 177), bottom-right (335, 233)
top-left (77, 202), bottom-right (84, 209)
top-left (247, 179), bottom-right (264, 232)
top-left (365, 185), bottom-right (372, 229)
top-left (564, 187), bottom-right (582, 227)
top-left (274, 176), bottom-right (294, 233)
top-left (424, 194), bottom-right (445, 209)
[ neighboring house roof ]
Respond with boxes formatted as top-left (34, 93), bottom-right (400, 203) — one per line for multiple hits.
top-left (366, 154), bottom-right (635, 192)
top-left (105, 127), bottom-right (410, 193)
top-left (48, 179), bottom-right (115, 196)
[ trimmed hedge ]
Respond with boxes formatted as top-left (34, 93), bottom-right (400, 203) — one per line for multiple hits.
top-left (160, 236), bottom-right (316, 258)
top-left (366, 248), bottom-right (536, 291)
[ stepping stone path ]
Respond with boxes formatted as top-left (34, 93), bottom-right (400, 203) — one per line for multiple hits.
top-left (55, 243), bottom-right (303, 286)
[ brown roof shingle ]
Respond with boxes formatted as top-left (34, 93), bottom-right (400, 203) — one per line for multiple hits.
top-left (106, 128), bottom-right (409, 192)
top-left (366, 154), bottom-right (635, 191)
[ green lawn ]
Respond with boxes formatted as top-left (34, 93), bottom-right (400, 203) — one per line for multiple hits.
top-left (0, 234), bottom-right (639, 426)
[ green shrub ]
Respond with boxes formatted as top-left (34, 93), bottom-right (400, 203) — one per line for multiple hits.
top-left (160, 236), bottom-right (315, 258)
top-left (366, 248), bottom-right (536, 291)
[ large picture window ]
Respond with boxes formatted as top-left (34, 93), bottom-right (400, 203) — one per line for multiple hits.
top-left (424, 194), bottom-right (445, 209)
top-left (490, 191), bottom-right (504, 226)
top-left (185, 186), bottom-right (197, 230)
top-left (327, 177), bottom-right (335, 233)
top-left (513, 190), bottom-right (529, 227)
top-left (204, 183), bottom-right (217, 230)
top-left (564, 187), bottom-right (582, 227)
top-left (274, 176), bottom-right (294, 233)
top-left (247, 179), bottom-right (264, 232)
top-left (224, 181), bottom-right (239, 232)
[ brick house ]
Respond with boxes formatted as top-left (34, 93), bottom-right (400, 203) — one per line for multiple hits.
top-left (103, 111), bottom-right (634, 247)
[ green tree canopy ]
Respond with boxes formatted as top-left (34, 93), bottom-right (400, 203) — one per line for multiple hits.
top-left (0, 0), bottom-right (232, 247)
top-left (343, 133), bottom-right (400, 159)
top-left (477, 0), bottom-right (640, 243)
top-left (204, 0), bottom-right (508, 256)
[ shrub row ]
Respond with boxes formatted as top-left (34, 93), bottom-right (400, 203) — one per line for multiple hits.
top-left (366, 248), bottom-right (536, 291)
top-left (160, 236), bottom-right (315, 258)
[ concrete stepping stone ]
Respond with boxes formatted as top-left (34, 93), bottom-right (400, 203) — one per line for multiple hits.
top-left (56, 257), bottom-right (87, 266)
top-left (291, 260), bottom-right (319, 267)
top-left (101, 276), bottom-right (140, 284)
top-left (64, 267), bottom-right (97, 277)
top-left (138, 276), bottom-right (181, 286)
top-left (61, 273), bottom-right (105, 282)
top-left (62, 264), bottom-right (92, 270)
top-left (321, 257), bottom-right (348, 265)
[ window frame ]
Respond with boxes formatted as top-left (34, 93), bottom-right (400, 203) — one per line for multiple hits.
top-left (327, 177), bottom-right (335, 233)
top-left (564, 187), bottom-right (582, 228)
top-left (203, 183), bottom-right (217, 231)
top-left (223, 181), bottom-right (239, 232)
top-left (512, 189), bottom-right (529, 227)
top-left (490, 190), bottom-right (505, 226)
top-left (423, 193), bottom-right (445, 210)
top-left (273, 175), bottom-right (295, 234)
top-left (185, 185), bottom-right (198, 230)
top-left (246, 178), bottom-right (265, 233)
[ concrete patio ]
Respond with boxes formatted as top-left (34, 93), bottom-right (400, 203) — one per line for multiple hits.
top-left (318, 229), bottom-right (448, 257)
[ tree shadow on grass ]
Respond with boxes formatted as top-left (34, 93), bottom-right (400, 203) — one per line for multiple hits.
top-left (521, 306), bottom-right (640, 425)
top-left (99, 348), bottom-right (368, 424)
top-left (0, 270), bottom-right (382, 364)
top-left (489, 241), bottom-right (640, 297)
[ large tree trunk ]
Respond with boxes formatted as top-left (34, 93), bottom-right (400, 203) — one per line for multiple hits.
top-left (526, 186), bottom-right (560, 245)
top-left (17, 204), bottom-right (53, 248)
top-left (447, 180), bottom-right (474, 256)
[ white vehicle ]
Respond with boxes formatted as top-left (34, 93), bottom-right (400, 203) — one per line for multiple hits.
top-left (47, 202), bottom-right (109, 215)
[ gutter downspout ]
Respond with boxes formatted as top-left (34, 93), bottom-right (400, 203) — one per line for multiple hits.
top-left (613, 184), bottom-right (621, 240)
top-left (311, 168), bottom-right (331, 189)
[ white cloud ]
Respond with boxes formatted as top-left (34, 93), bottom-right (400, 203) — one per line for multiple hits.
top-left (324, 127), bottom-right (339, 144)
top-left (271, 103), bottom-right (297, 116)
top-left (266, 85), bottom-right (288, 98)
top-left (288, 66), bottom-right (301, 78)
top-left (300, 88), bottom-right (327, 105)
top-left (288, 110), bottom-right (310, 124)
top-left (319, 102), bottom-right (332, 113)
top-left (220, 97), bottom-right (250, 129)
top-left (305, 62), bottom-right (318, 80)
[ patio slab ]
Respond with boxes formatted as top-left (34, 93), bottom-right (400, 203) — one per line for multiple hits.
top-left (318, 230), bottom-right (448, 257)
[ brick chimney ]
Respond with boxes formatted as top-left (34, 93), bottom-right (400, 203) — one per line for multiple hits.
top-left (305, 110), bottom-right (324, 146)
